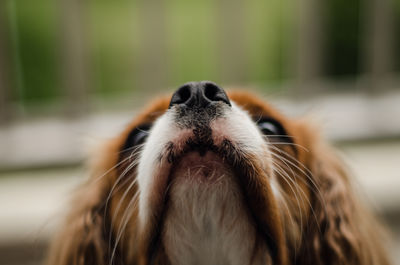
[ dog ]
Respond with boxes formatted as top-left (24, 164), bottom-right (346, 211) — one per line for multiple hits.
top-left (46, 81), bottom-right (391, 265)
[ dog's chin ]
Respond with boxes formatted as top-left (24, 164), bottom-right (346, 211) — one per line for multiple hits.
top-left (163, 151), bottom-right (270, 265)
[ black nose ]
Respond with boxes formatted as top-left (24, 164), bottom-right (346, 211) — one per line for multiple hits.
top-left (169, 81), bottom-right (231, 109)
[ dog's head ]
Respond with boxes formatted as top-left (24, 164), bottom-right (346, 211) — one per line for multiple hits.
top-left (47, 82), bottom-right (391, 265)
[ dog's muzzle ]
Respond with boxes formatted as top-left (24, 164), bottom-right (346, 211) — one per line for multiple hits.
top-left (168, 81), bottom-right (232, 130)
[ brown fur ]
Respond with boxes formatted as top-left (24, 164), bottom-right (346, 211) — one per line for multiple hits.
top-left (46, 91), bottom-right (392, 265)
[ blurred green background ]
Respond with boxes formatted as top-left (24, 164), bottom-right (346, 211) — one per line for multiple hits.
top-left (1, 0), bottom-right (399, 116)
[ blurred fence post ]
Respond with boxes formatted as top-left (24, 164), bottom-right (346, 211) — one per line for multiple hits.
top-left (59, 0), bottom-right (90, 116)
top-left (135, 0), bottom-right (167, 92)
top-left (216, 0), bottom-right (247, 84)
top-left (293, 0), bottom-right (325, 94)
top-left (0, 2), bottom-right (12, 124)
top-left (362, 0), bottom-right (395, 92)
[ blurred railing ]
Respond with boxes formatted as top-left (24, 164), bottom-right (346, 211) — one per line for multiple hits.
top-left (0, 0), bottom-right (398, 122)
top-left (0, 2), bottom-right (12, 123)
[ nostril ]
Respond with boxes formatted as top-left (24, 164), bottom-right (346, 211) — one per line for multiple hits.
top-left (204, 83), bottom-right (219, 101)
top-left (203, 82), bottom-right (231, 106)
top-left (170, 85), bottom-right (192, 106)
top-left (177, 85), bottom-right (191, 103)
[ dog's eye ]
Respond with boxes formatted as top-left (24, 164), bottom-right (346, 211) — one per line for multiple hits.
top-left (124, 124), bottom-right (152, 149)
top-left (257, 118), bottom-right (285, 136)
top-left (132, 128), bottom-right (150, 146)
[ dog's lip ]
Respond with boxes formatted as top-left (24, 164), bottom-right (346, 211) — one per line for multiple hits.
top-left (169, 150), bottom-right (232, 182)
top-left (172, 150), bottom-right (226, 169)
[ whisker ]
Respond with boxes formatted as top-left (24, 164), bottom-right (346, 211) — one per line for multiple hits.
top-left (110, 192), bottom-right (140, 265)
top-left (119, 143), bottom-right (146, 155)
top-left (264, 134), bottom-right (296, 139)
top-left (270, 149), bottom-right (323, 235)
top-left (269, 148), bottom-right (320, 196)
top-left (105, 151), bottom-right (143, 257)
top-left (253, 114), bottom-right (263, 124)
top-left (92, 155), bottom-right (132, 184)
top-left (271, 160), bottom-right (305, 243)
top-left (104, 155), bottom-right (140, 218)
top-left (263, 137), bottom-right (310, 152)
top-left (273, 182), bottom-right (298, 256)
top-left (269, 145), bottom-right (326, 209)
top-left (108, 176), bottom-right (138, 242)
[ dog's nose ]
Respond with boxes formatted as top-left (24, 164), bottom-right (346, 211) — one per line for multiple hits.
top-left (169, 81), bottom-right (231, 109)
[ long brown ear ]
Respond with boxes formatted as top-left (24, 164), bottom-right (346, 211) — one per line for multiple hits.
top-left (297, 140), bottom-right (391, 265)
top-left (45, 176), bottom-right (114, 265)
top-left (45, 139), bottom-right (126, 265)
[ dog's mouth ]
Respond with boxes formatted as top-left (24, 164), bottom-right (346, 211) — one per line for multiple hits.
top-left (165, 135), bottom-right (240, 182)
top-left (170, 151), bottom-right (233, 184)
